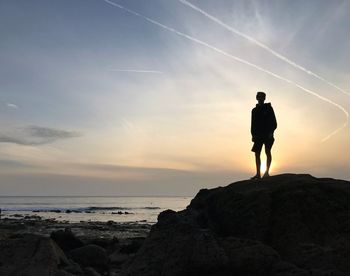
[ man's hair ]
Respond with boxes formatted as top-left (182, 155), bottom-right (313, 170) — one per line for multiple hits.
top-left (257, 91), bottom-right (266, 98)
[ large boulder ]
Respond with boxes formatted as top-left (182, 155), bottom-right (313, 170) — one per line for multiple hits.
top-left (69, 244), bottom-right (109, 273)
top-left (50, 228), bottom-right (84, 252)
top-left (122, 174), bottom-right (350, 275)
top-left (0, 234), bottom-right (68, 276)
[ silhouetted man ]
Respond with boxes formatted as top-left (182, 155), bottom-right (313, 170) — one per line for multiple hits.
top-left (251, 91), bottom-right (277, 179)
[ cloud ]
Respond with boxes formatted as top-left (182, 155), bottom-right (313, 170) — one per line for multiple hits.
top-left (27, 126), bottom-right (80, 139)
top-left (74, 163), bottom-right (189, 174)
top-left (0, 168), bottom-right (247, 196)
top-left (109, 69), bottom-right (163, 74)
top-left (0, 159), bottom-right (38, 169)
top-left (6, 103), bottom-right (18, 109)
top-left (0, 126), bottom-right (81, 146)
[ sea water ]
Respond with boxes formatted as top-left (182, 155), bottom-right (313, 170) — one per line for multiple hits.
top-left (0, 196), bottom-right (193, 223)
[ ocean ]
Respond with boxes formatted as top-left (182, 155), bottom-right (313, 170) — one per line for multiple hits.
top-left (0, 196), bottom-right (193, 224)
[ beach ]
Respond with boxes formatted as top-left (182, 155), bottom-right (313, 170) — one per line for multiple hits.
top-left (0, 196), bottom-right (192, 223)
top-left (0, 196), bottom-right (192, 275)
top-left (0, 196), bottom-right (192, 249)
top-left (0, 215), bottom-right (150, 275)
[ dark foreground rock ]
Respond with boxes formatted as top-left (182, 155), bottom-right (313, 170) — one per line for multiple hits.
top-left (69, 244), bottom-right (109, 273)
top-left (122, 174), bottom-right (350, 276)
top-left (0, 234), bottom-right (68, 275)
top-left (51, 228), bottom-right (84, 252)
top-left (0, 219), bottom-right (150, 275)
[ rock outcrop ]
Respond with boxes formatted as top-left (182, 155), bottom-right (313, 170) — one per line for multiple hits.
top-left (69, 244), bottom-right (109, 273)
top-left (51, 228), bottom-right (85, 252)
top-left (0, 234), bottom-right (68, 275)
top-left (123, 174), bottom-right (350, 276)
top-left (0, 220), bottom-right (148, 275)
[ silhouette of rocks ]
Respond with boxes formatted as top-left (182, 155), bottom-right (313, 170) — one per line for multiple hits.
top-left (86, 236), bottom-right (119, 252)
top-left (69, 244), bottom-right (109, 273)
top-left (62, 260), bottom-right (84, 275)
top-left (50, 228), bottom-right (84, 252)
top-left (119, 237), bottom-right (145, 254)
top-left (123, 174), bottom-right (350, 275)
top-left (0, 234), bottom-right (68, 276)
top-left (55, 270), bottom-right (76, 276)
top-left (83, 266), bottom-right (102, 276)
top-left (0, 218), bottom-right (151, 275)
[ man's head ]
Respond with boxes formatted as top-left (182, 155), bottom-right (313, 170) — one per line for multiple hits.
top-left (256, 91), bottom-right (266, 104)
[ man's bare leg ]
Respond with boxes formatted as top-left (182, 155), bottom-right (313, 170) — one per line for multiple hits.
top-left (263, 149), bottom-right (272, 178)
top-left (251, 152), bottom-right (261, 179)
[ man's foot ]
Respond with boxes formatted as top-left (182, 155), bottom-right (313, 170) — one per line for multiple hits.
top-left (262, 172), bottom-right (270, 178)
top-left (250, 174), bottom-right (261, 180)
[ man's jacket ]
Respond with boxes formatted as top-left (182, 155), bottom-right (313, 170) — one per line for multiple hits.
top-left (251, 103), bottom-right (277, 141)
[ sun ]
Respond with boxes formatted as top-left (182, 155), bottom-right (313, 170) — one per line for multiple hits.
top-left (260, 159), bottom-right (276, 174)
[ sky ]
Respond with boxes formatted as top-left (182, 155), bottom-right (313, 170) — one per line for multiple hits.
top-left (1, 0), bottom-right (350, 196)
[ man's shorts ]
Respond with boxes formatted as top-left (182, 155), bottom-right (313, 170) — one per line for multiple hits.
top-left (251, 137), bottom-right (274, 153)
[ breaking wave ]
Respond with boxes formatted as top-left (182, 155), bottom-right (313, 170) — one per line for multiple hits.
top-left (1, 206), bottom-right (161, 212)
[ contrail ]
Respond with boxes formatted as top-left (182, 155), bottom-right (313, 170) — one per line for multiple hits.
top-left (110, 69), bottom-right (163, 74)
top-left (178, 0), bottom-right (350, 96)
top-left (103, 0), bottom-right (348, 141)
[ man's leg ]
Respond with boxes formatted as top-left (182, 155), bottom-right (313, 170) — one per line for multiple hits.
top-left (251, 141), bottom-right (263, 179)
top-left (263, 139), bottom-right (274, 177)
top-left (264, 149), bottom-right (272, 177)
top-left (255, 152), bottom-right (261, 178)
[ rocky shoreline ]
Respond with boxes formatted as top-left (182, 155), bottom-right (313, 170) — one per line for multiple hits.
top-left (0, 215), bottom-right (151, 275)
top-left (2, 174), bottom-right (350, 275)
